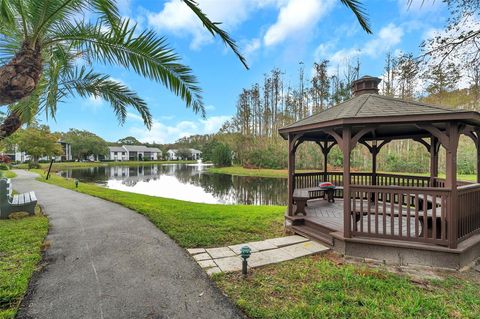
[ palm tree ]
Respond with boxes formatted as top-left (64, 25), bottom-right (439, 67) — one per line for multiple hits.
top-left (0, 0), bottom-right (370, 139)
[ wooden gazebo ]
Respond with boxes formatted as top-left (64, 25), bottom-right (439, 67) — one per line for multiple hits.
top-left (278, 76), bottom-right (480, 268)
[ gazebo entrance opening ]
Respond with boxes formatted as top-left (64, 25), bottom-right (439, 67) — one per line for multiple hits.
top-left (279, 76), bottom-right (480, 257)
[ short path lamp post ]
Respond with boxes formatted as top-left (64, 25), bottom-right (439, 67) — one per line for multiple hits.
top-left (74, 179), bottom-right (79, 188)
top-left (240, 246), bottom-right (251, 276)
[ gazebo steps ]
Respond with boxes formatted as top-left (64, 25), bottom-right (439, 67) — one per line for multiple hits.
top-left (290, 220), bottom-right (335, 246)
top-left (291, 224), bottom-right (334, 246)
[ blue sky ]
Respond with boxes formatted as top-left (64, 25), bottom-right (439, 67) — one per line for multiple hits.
top-left (44, 0), bottom-right (450, 143)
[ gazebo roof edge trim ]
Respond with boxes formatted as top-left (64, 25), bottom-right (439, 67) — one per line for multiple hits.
top-left (279, 94), bottom-right (475, 132)
top-left (278, 111), bottom-right (480, 140)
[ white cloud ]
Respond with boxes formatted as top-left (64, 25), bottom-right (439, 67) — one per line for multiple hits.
top-left (88, 95), bottom-right (103, 106)
top-left (146, 0), bottom-right (273, 50)
top-left (243, 38), bottom-right (261, 55)
top-left (128, 114), bottom-right (231, 143)
top-left (263, 0), bottom-right (334, 47)
top-left (320, 23), bottom-right (404, 72)
top-left (363, 23), bottom-right (404, 56)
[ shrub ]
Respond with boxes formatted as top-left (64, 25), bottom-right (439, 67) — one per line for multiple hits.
top-left (0, 163), bottom-right (8, 170)
top-left (245, 146), bottom-right (287, 169)
top-left (211, 143), bottom-right (232, 167)
top-left (27, 162), bottom-right (41, 169)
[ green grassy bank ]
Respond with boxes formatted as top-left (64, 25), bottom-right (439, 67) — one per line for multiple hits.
top-left (208, 166), bottom-right (478, 182)
top-left (14, 160), bottom-right (197, 172)
top-left (215, 255), bottom-right (480, 319)
top-left (32, 170), bottom-right (284, 248)
top-left (0, 214), bottom-right (48, 319)
top-left (0, 171), bottom-right (16, 179)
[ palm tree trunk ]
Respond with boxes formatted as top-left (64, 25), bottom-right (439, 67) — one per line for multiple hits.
top-left (0, 42), bottom-right (42, 139)
top-left (0, 42), bottom-right (42, 105)
top-left (0, 112), bottom-right (22, 138)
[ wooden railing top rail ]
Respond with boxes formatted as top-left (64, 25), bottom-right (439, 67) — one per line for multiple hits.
top-left (350, 184), bottom-right (453, 194)
top-left (458, 183), bottom-right (480, 193)
top-left (294, 172), bottom-right (475, 185)
top-left (434, 177), bottom-right (473, 186)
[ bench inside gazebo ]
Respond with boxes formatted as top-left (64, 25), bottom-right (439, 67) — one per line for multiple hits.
top-left (278, 76), bottom-right (480, 269)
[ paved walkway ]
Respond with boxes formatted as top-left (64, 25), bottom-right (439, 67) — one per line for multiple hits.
top-left (12, 170), bottom-right (243, 319)
top-left (188, 236), bottom-right (329, 274)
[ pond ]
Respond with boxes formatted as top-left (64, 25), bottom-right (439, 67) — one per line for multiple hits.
top-left (59, 163), bottom-right (288, 205)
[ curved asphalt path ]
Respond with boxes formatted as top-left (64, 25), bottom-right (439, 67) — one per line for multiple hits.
top-left (13, 170), bottom-right (243, 319)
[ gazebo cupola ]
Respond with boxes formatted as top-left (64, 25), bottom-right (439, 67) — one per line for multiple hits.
top-left (278, 75), bottom-right (480, 266)
top-left (351, 75), bottom-right (381, 96)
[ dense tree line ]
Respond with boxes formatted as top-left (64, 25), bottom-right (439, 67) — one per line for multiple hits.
top-left (212, 18), bottom-right (480, 174)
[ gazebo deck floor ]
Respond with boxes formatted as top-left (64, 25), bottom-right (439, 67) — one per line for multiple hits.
top-left (290, 198), bottom-right (422, 239)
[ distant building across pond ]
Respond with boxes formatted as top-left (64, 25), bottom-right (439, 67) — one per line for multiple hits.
top-left (107, 145), bottom-right (162, 161)
top-left (166, 149), bottom-right (202, 160)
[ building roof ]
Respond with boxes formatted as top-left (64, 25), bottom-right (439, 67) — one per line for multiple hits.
top-left (121, 145), bottom-right (161, 152)
top-left (167, 149), bottom-right (202, 154)
top-left (279, 94), bottom-right (480, 140)
top-left (108, 146), bottom-right (125, 152)
top-left (109, 145), bottom-right (162, 153)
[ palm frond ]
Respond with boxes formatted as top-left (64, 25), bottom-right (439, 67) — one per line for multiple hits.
top-left (182, 0), bottom-right (248, 69)
top-left (340, 0), bottom-right (372, 34)
top-left (49, 19), bottom-right (205, 117)
top-left (88, 0), bottom-right (121, 31)
top-left (9, 81), bottom-right (45, 124)
top-left (29, 0), bottom-right (87, 43)
top-left (61, 67), bottom-right (152, 128)
top-left (0, 0), bottom-right (15, 27)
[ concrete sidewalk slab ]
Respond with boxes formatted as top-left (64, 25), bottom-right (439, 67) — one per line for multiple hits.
top-left (189, 235), bottom-right (330, 274)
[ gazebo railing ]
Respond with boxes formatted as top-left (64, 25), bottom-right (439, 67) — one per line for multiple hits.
top-left (457, 184), bottom-right (480, 241)
top-left (294, 172), bottom-right (432, 189)
top-left (350, 185), bottom-right (451, 246)
top-left (293, 171), bottom-right (480, 247)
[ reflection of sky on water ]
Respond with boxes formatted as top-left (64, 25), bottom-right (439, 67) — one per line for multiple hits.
top-left (60, 164), bottom-right (288, 205)
top-left (105, 175), bottom-right (221, 204)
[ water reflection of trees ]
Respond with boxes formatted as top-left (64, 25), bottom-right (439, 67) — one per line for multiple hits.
top-left (61, 164), bottom-right (288, 205)
top-left (195, 174), bottom-right (287, 205)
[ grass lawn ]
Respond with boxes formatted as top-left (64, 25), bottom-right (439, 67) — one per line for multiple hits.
top-left (214, 254), bottom-right (480, 319)
top-left (0, 171), bottom-right (16, 179)
top-left (0, 213), bottom-right (48, 319)
top-left (208, 166), bottom-right (478, 182)
top-left (32, 170), bottom-right (284, 248)
top-left (13, 160), bottom-right (196, 172)
top-left (207, 166), bottom-right (314, 178)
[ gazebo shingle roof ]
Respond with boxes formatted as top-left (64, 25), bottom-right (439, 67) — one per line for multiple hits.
top-left (282, 94), bottom-right (470, 130)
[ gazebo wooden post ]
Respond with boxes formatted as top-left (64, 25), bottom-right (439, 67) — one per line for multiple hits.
top-left (476, 129), bottom-right (480, 184)
top-left (430, 137), bottom-right (439, 187)
top-left (287, 134), bottom-right (296, 216)
top-left (446, 123), bottom-right (460, 248)
top-left (323, 141), bottom-right (329, 182)
top-left (342, 127), bottom-right (352, 238)
top-left (371, 142), bottom-right (378, 186)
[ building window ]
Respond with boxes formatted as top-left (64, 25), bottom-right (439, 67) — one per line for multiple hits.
top-left (114, 152), bottom-right (118, 155)
top-left (122, 152), bottom-right (125, 155)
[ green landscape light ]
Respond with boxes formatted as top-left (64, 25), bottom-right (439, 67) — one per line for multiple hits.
top-left (240, 245), bottom-right (251, 276)
top-left (74, 179), bottom-right (79, 188)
